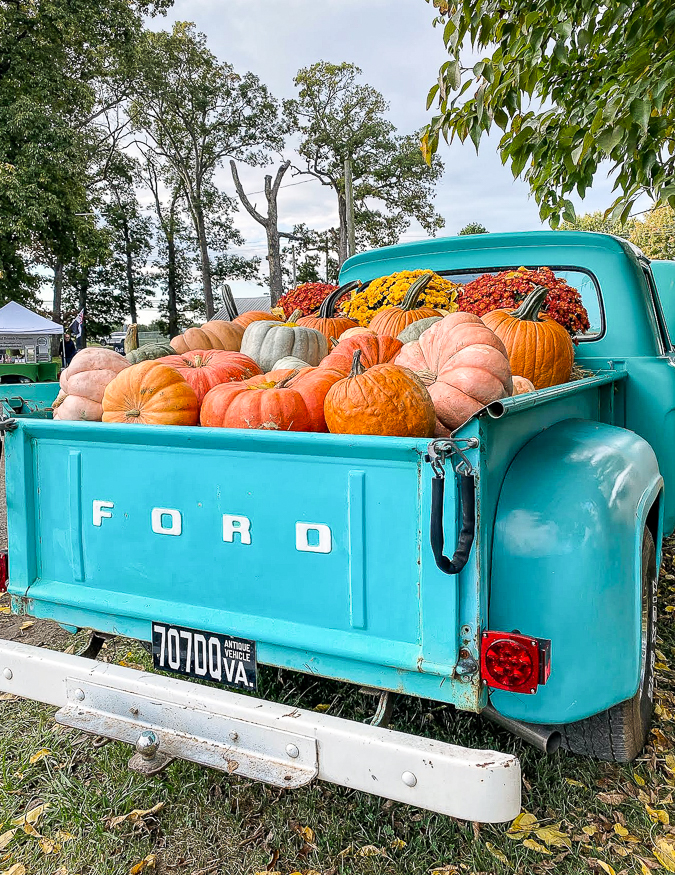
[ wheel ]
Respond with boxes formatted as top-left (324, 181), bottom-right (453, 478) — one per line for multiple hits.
top-left (556, 527), bottom-right (657, 761)
top-left (99, 338), bottom-right (107, 346)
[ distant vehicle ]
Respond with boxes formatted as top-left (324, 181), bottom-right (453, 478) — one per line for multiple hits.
top-left (100, 331), bottom-right (126, 353)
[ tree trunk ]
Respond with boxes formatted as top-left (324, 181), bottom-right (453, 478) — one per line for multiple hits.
top-left (77, 269), bottom-right (89, 349)
top-left (194, 203), bottom-right (214, 319)
top-left (166, 206), bottom-right (180, 339)
top-left (337, 194), bottom-right (348, 266)
top-left (122, 217), bottom-right (138, 324)
top-left (267, 226), bottom-right (283, 306)
top-left (51, 260), bottom-right (63, 357)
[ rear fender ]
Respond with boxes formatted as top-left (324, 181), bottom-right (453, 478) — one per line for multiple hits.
top-left (488, 419), bottom-right (662, 725)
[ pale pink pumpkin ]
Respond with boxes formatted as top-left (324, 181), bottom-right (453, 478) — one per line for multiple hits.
top-left (395, 312), bottom-right (512, 432)
top-left (55, 347), bottom-right (130, 420)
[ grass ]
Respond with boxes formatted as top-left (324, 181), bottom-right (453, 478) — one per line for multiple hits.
top-left (1, 544), bottom-right (674, 875)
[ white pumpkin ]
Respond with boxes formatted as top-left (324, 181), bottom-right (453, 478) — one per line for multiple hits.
top-left (241, 321), bottom-right (328, 372)
top-left (273, 355), bottom-right (312, 370)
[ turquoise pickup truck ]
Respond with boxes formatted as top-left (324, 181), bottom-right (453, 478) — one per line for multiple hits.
top-left (0, 230), bottom-right (673, 823)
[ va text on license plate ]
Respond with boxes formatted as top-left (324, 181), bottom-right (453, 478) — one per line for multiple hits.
top-left (152, 622), bottom-right (256, 690)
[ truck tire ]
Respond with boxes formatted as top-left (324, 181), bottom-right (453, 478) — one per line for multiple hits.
top-left (556, 527), bottom-right (657, 761)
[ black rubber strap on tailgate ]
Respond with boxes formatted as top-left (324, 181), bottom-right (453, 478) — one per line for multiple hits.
top-left (430, 472), bottom-right (475, 575)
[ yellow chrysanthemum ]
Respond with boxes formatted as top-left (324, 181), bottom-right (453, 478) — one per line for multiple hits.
top-left (341, 269), bottom-right (461, 326)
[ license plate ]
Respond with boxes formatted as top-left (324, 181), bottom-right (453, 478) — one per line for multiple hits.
top-left (152, 622), bottom-right (257, 691)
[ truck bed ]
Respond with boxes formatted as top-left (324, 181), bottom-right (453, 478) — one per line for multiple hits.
top-left (4, 370), bottom-right (626, 712)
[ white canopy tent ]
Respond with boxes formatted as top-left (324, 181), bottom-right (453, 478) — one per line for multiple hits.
top-left (0, 301), bottom-right (63, 336)
top-left (0, 302), bottom-right (63, 363)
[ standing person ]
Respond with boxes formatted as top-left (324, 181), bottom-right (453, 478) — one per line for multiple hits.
top-left (63, 333), bottom-right (77, 366)
top-left (68, 308), bottom-right (85, 350)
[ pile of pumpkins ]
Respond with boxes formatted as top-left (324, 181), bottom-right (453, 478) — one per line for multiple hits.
top-left (53, 277), bottom-right (574, 438)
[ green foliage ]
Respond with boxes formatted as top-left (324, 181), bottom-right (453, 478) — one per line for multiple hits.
top-left (458, 222), bottom-right (488, 235)
top-left (285, 62), bottom-right (445, 264)
top-left (559, 211), bottom-right (633, 237)
top-left (423, 0), bottom-right (675, 227)
top-left (130, 22), bottom-right (282, 316)
top-left (0, 0), bottom-right (168, 302)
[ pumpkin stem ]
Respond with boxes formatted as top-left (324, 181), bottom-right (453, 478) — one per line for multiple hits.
top-left (349, 349), bottom-right (366, 377)
top-left (124, 324), bottom-right (139, 353)
top-left (511, 285), bottom-right (548, 322)
top-left (329, 336), bottom-right (340, 349)
top-left (274, 368), bottom-right (301, 389)
top-left (401, 273), bottom-right (432, 311)
top-left (317, 280), bottom-right (360, 318)
top-left (286, 309), bottom-right (303, 323)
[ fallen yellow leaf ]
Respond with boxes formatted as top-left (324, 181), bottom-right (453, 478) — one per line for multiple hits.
top-left (55, 830), bottom-right (75, 842)
top-left (109, 802), bottom-right (165, 828)
top-left (1, 865), bottom-right (26, 875)
top-left (390, 838), bottom-right (406, 849)
top-left (298, 825), bottom-right (315, 843)
top-left (314, 703), bottom-right (330, 712)
top-left (646, 803), bottom-right (670, 824)
top-left (507, 811), bottom-right (539, 837)
top-left (0, 606), bottom-right (10, 613)
top-left (0, 693), bottom-right (18, 702)
top-left (534, 824), bottom-right (572, 849)
top-left (357, 845), bottom-right (386, 856)
top-left (130, 854), bottom-right (156, 874)
top-left (654, 838), bottom-right (675, 872)
top-left (614, 824), bottom-right (629, 837)
top-left (430, 867), bottom-right (459, 874)
top-left (0, 831), bottom-right (15, 852)
top-left (583, 825), bottom-right (598, 837)
top-left (29, 749), bottom-right (52, 764)
top-left (485, 842), bottom-right (509, 864)
top-left (19, 621), bottom-right (34, 631)
top-left (634, 773), bottom-right (646, 786)
top-left (12, 802), bottom-right (48, 835)
top-left (638, 861), bottom-right (653, 875)
top-left (39, 836), bottom-right (61, 855)
top-left (592, 861), bottom-right (616, 875)
top-left (565, 778), bottom-right (586, 787)
top-left (665, 754), bottom-right (675, 773)
top-left (523, 838), bottom-right (552, 854)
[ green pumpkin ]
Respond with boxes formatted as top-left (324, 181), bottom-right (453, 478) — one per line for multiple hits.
top-left (397, 316), bottom-right (443, 344)
top-left (126, 341), bottom-right (175, 365)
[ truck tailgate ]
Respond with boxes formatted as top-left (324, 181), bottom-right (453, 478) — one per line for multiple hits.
top-left (6, 420), bottom-right (471, 705)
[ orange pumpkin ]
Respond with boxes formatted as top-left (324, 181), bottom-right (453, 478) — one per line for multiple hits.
top-left (232, 310), bottom-right (283, 330)
top-left (201, 366), bottom-right (343, 432)
top-left (395, 312), bottom-right (512, 432)
top-left (324, 350), bottom-right (436, 438)
top-left (512, 375), bottom-right (536, 395)
top-left (368, 274), bottom-right (442, 337)
top-left (102, 361), bottom-right (200, 426)
top-left (170, 320), bottom-right (244, 354)
top-left (481, 285), bottom-right (574, 389)
top-left (296, 281), bottom-right (359, 341)
top-left (320, 334), bottom-right (403, 375)
top-left (158, 350), bottom-right (262, 404)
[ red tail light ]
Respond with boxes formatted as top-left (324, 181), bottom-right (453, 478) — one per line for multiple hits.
top-left (480, 630), bottom-right (551, 694)
top-left (0, 553), bottom-right (7, 593)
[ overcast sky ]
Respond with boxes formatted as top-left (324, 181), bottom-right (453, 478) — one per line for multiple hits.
top-left (136, 1), bottom-right (622, 319)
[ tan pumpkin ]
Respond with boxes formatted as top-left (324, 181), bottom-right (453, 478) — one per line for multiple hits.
top-left (102, 361), bottom-right (200, 426)
top-left (512, 375), bottom-right (536, 395)
top-left (339, 326), bottom-right (378, 340)
top-left (368, 274), bottom-right (443, 337)
top-left (395, 312), bottom-right (512, 432)
top-left (54, 347), bottom-right (129, 421)
top-left (324, 350), bottom-right (436, 438)
top-left (481, 285), bottom-right (574, 389)
top-left (170, 320), bottom-right (244, 355)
